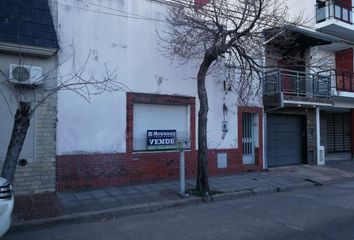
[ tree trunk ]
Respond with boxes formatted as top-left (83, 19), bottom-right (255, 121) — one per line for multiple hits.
top-left (196, 54), bottom-right (216, 195)
top-left (1, 102), bottom-right (31, 183)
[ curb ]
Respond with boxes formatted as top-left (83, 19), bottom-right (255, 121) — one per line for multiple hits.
top-left (10, 196), bottom-right (201, 232)
top-left (10, 176), bottom-right (354, 232)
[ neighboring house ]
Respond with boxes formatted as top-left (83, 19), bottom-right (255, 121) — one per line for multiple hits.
top-left (263, 0), bottom-right (354, 167)
top-left (55, 0), bottom-right (264, 191)
top-left (0, 0), bottom-right (58, 193)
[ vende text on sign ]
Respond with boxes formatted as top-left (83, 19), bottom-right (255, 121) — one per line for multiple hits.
top-left (147, 130), bottom-right (176, 147)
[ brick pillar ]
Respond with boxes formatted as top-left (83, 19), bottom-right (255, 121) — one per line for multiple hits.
top-left (307, 108), bottom-right (317, 165)
top-left (351, 109), bottom-right (354, 159)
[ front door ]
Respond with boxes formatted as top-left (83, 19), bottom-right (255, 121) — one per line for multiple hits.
top-left (242, 113), bottom-right (255, 165)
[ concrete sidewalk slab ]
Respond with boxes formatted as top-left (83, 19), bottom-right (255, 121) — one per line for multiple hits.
top-left (11, 161), bottom-right (354, 231)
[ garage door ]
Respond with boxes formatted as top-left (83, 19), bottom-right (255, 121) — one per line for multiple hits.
top-left (133, 104), bottom-right (189, 151)
top-left (267, 114), bottom-right (305, 167)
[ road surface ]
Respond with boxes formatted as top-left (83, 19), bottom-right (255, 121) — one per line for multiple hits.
top-left (4, 180), bottom-right (354, 240)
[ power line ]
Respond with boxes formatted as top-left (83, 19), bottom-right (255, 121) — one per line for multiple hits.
top-left (49, 0), bottom-right (336, 48)
top-left (153, 0), bottom-right (320, 31)
top-left (50, 0), bottom-right (295, 30)
top-left (48, 0), bottom-right (165, 22)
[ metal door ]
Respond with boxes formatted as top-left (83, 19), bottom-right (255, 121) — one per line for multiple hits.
top-left (267, 114), bottom-right (305, 167)
top-left (242, 113), bottom-right (255, 165)
top-left (133, 104), bottom-right (189, 151)
top-left (327, 113), bottom-right (351, 153)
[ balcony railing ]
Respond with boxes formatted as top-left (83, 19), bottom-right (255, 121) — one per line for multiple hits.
top-left (316, 0), bottom-right (353, 24)
top-left (263, 69), bottom-right (331, 98)
top-left (318, 69), bottom-right (354, 92)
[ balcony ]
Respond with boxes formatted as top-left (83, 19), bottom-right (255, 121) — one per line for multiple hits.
top-left (315, 0), bottom-right (354, 41)
top-left (316, 0), bottom-right (352, 24)
top-left (263, 69), bottom-right (333, 107)
top-left (318, 69), bottom-right (354, 97)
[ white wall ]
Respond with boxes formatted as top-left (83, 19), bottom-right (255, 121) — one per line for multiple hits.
top-left (309, 46), bottom-right (336, 72)
top-left (286, 0), bottom-right (316, 26)
top-left (56, 0), bottom-right (248, 155)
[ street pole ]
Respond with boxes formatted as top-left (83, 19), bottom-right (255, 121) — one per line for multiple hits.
top-left (178, 141), bottom-right (185, 197)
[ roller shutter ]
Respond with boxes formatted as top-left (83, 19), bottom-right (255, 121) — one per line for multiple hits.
top-left (327, 114), bottom-right (351, 153)
top-left (133, 104), bottom-right (189, 151)
top-left (267, 114), bottom-right (305, 167)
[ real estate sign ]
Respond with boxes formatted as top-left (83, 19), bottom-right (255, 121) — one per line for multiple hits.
top-left (147, 130), bottom-right (176, 147)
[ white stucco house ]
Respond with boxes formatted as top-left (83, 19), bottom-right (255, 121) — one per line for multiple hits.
top-left (54, 0), bottom-right (264, 191)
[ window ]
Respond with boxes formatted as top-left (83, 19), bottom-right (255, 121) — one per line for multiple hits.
top-left (133, 104), bottom-right (190, 151)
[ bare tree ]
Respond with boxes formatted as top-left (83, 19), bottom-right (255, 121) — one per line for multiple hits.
top-left (0, 48), bottom-right (128, 183)
top-left (159, 0), bottom-right (291, 195)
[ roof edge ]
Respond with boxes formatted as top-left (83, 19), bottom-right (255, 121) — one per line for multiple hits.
top-left (0, 41), bottom-right (58, 58)
top-left (289, 25), bottom-right (354, 45)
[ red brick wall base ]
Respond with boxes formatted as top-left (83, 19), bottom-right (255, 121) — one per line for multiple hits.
top-left (56, 93), bottom-right (264, 192)
top-left (56, 149), bottom-right (262, 191)
top-left (56, 104), bottom-right (264, 191)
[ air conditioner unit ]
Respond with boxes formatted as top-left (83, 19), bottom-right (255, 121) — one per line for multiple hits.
top-left (9, 64), bottom-right (43, 85)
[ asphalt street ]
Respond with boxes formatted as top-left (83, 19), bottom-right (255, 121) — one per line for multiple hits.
top-left (4, 180), bottom-right (354, 240)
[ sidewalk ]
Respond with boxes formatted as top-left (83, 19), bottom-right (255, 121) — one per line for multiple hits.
top-left (12, 161), bottom-right (354, 229)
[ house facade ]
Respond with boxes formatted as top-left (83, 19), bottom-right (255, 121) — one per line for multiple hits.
top-left (264, 0), bottom-right (354, 167)
top-left (0, 0), bottom-right (58, 193)
top-left (54, 0), bottom-right (264, 191)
